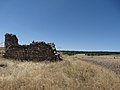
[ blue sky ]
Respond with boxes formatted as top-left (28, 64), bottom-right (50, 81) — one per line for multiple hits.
top-left (0, 0), bottom-right (120, 51)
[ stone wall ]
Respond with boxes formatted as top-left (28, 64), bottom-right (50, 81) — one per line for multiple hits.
top-left (5, 33), bottom-right (18, 51)
top-left (4, 33), bottom-right (61, 61)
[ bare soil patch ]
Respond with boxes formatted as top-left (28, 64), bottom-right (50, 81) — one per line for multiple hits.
top-left (76, 54), bottom-right (120, 74)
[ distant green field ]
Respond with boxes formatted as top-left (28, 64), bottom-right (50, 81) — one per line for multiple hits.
top-left (58, 50), bottom-right (120, 56)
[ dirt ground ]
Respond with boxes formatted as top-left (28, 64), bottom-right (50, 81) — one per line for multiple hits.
top-left (76, 54), bottom-right (120, 74)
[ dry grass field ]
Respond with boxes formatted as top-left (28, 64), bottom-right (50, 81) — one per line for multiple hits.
top-left (0, 54), bottom-right (120, 90)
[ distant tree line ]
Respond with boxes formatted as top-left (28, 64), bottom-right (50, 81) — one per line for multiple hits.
top-left (58, 50), bottom-right (120, 56)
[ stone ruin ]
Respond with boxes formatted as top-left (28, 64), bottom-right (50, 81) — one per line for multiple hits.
top-left (3, 33), bottom-right (62, 61)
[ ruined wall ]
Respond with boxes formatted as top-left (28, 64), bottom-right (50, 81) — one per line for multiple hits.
top-left (4, 33), bottom-right (61, 61)
top-left (5, 33), bottom-right (18, 51)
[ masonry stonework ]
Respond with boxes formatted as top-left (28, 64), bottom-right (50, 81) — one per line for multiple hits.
top-left (4, 33), bottom-right (61, 61)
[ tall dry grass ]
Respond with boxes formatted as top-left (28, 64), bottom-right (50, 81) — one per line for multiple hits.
top-left (0, 55), bottom-right (119, 90)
